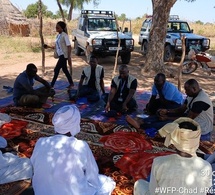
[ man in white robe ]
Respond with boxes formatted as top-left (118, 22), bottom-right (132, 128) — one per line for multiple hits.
top-left (0, 136), bottom-right (33, 184)
top-left (30, 105), bottom-right (116, 195)
top-left (133, 117), bottom-right (212, 195)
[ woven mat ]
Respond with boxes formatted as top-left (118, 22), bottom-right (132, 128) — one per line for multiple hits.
top-left (0, 117), bottom-right (138, 194)
top-left (0, 180), bottom-right (31, 195)
top-left (1, 116), bottom-right (215, 194)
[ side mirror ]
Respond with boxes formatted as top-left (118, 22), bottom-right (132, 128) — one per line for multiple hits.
top-left (190, 29), bottom-right (194, 33)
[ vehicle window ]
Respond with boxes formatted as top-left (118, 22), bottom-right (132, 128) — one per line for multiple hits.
top-left (167, 22), bottom-right (190, 33)
top-left (179, 22), bottom-right (190, 32)
top-left (88, 18), bottom-right (117, 31)
top-left (141, 20), bottom-right (150, 32)
top-left (78, 18), bottom-right (84, 30)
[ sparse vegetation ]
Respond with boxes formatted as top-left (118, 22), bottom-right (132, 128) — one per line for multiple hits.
top-left (0, 18), bottom-right (214, 54)
top-left (0, 36), bottom-right (37, 53)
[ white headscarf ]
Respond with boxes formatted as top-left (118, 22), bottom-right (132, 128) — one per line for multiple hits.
top-left (52, 105), bottom-right (81, 136)
top-left (0, 136), bottom-right (7, 148)
top-left (159, 117), bottom-right (201, 156)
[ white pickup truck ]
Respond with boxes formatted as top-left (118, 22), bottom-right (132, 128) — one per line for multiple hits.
top-left (72, 10), bottom-right (134, 64)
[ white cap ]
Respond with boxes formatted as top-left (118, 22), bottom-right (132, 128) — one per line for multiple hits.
top-left (52, 105), bottom-right (81, 136)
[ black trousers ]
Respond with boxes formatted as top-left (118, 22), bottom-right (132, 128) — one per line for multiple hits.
top-left (110, 98), bottom-right (137, 113)
top-left (146, 98), bottom-right (181, 115)
top-left (51, 55), bottom-right (73, 87)
top-left (78, 85), bottom-right (100, 102)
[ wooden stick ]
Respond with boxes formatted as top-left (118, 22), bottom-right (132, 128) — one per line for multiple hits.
top-left (112, 13), bottom-right (121, 78)
top-left (178, 34), bottom-right (185, 91)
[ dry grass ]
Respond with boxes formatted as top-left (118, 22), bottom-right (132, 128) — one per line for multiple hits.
top-left (189, 23), bottom-right (215, 37)
top-left (0, 18), bottom-right (214, 54)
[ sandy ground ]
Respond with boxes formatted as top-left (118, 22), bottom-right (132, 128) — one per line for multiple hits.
top-left (1, 37), bottom-right (215, 101)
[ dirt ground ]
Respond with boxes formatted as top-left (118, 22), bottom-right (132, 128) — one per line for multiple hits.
top-left (0, 41), bottom-right (215, 102)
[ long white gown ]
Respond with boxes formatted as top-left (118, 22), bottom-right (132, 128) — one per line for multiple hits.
top-left (134, 154), bottom-right (212, 195)
top-left (30, 134), bottom-right (115, 195)
top-left (0, 136), bottom-right (33, 184)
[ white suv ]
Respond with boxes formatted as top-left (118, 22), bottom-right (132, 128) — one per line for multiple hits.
top-left (138, 15), bottom-right (210, 62)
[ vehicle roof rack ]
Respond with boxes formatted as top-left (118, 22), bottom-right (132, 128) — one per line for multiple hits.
top-left (81, 10), bottom-right (114, 17)
top-left (169, 15), bottom-right (179, 20)
top-left (146, 15), bottom-right (153, 18)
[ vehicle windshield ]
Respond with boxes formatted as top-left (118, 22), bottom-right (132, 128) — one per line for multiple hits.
top-left (88, 18), bottom-right (117, 31)
top-left (167, 22), bottom-right (191, 33)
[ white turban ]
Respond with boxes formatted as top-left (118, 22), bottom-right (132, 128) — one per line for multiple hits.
top-left (0, 136), bottom-right (7, 148)
top-left (159, 117), bottom-right (201, 156)
top-left (52, 105), bottom-right (81, 136)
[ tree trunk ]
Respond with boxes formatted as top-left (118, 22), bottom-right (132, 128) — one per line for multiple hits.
top-left (68, 0), bottom-right (74, 21)
top-left (56, 0), bottom-right (66, 22)
top-left (143, 0), bottom-right (176, 73)
top-left (38, 0), bottom-right (45, 76)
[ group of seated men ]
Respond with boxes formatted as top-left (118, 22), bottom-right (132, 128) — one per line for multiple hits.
top-left (13, 55), bottom-right (138, 114)
top-left (12, 55), bottom-right (214, 142)
top-left (1, 54), bottom-right (214, 194)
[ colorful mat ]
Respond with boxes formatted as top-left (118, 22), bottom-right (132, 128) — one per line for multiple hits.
top-left (0, 180), bottom-right (31, 195)
top-left (1, 116), bottom-right (215, 195)
top-left (0, 116), bottom-right (177, 195)
top-left (0, 117), bottom-right (136, 194)
top-left (0, 81), bottom-right (151, 126)
top-left (1, 81), bottom-right (215, 194)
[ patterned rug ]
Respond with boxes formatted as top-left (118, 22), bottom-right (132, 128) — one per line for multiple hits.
top-left (1, 116), bottom-right (215, 195)
top-left (1, 81), bottom-right (215, 194)
top-left (0, 117), bottom-right (136, 194)
top-left (0, 115), bottom-right (173, 195)
top-left (0, 180), bottom-right (31, 195)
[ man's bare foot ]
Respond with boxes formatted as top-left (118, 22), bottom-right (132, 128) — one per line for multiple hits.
top-left (126, 115), bottom-right (142, 129)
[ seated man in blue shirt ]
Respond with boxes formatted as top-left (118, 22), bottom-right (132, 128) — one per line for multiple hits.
top-left (13, 63), bottom-right (55, 108)
top-left (145, 73), bottom-right (184, 115)
top-left (126, 79), bottom-right (213, 141)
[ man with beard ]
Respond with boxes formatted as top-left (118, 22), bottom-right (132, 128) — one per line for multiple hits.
top-left (126, 79), bottom-right (213, 141)
top-left (105, 64), bottom-right (137, 116)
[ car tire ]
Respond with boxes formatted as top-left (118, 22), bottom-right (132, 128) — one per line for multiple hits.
top-left (141, 41), bottom-right (148, 56)
top-left (121, 52), bottom-right (131, 64)
top-left (74, 40), bottom-right (82, 56)
top-left (164, 45), bottom-right (175, 62)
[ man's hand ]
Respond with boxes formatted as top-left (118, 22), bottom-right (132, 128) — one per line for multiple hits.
top-left (105, 102), bottom-right (110, 112)
top-left (158, 109), bottom-right (168, 116)
top-left (68, 58), bottom-right (72, 66)
top-left (122, 102), bottom-right (128, 112)
top-left (43, 44), bottom-right (54, 49)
